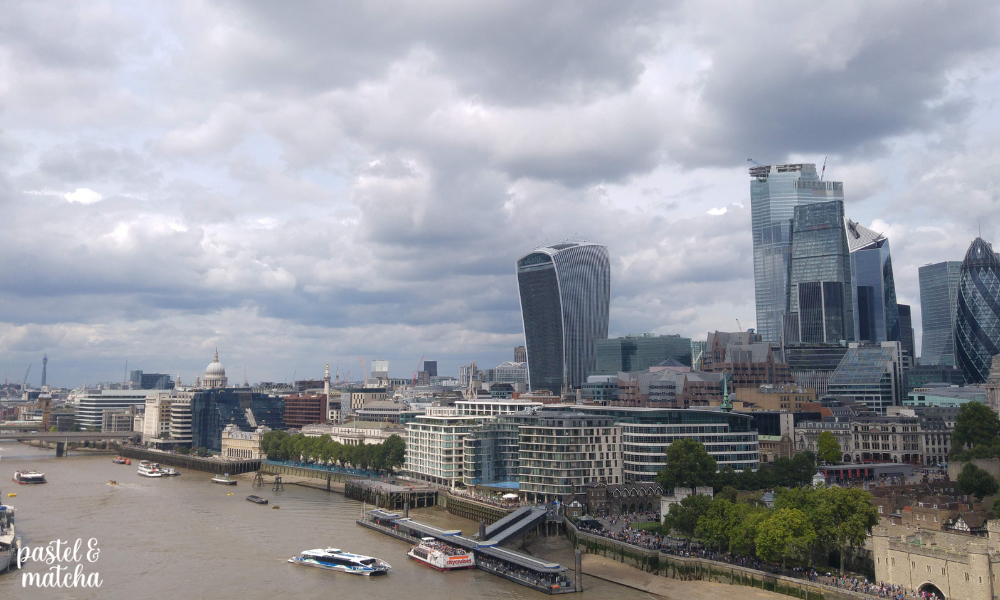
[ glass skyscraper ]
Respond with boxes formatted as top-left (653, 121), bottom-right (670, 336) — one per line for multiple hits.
top-left (750, 163), bottom-right (844, 343)
top-left (593, 334), bottom-right (692, 374)
top-left (956, 238), bottom-right (1000, 384)
top-left (845, 218), bottom-right (900, 344)
top-left (786, 200), bottom-right (854, 344)
top-left (516, 242), bottom-right (610, 392)
top-left (918, 261), bottom-right (962, 366)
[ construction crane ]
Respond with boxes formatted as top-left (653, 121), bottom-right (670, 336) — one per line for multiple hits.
top-left (361, 356), bottom-right (368, 386)
top-left (735, 318), bottom-right (743, 332)
top-left (820, 156), bottom-right (828, 181)
top-left (747, 158), bottom-right (764, 167)
top-left (412, 354), bottom-right (425, 386)
top-left (22, 364), bottom-right (31, 389)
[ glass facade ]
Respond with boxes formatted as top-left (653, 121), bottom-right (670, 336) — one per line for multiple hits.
top-left (787, 200), bottom-right (854, 344)
top-left (517, 243), bottom-right (610, 392)
top-left (750, 163), bottom-right (844, 343)
top-left (897, 304), bottom-right (915, 363)
top-left (827, 342), bottom-right (903, 414)
top-left (845, 219), bottom-right (900, 345)
top-left (190, 388), bottom-right (285, 451)
top-left (593, 333), bottom-right (692, 375)
top-left (918, 261), bottom-right (962, 366)
top-left (956, 238), bottom-right (1000, 383)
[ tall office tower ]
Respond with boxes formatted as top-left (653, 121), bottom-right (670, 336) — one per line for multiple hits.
top-left (516, 242), bottom-right (610, 392)
top-left (845, 218), bottom-right (900, 345)
top-left (918, 261), bottom-right (962, 366)
top-left (514, 346), bottom-right (527, 363)
top-left (897, 304), bottom-right (915, 365)
top-left (41, 354), bottom-right (48, 387)
top-left (786, 200), bottom-right (854, 344)
top-left (750, 163), bottom-right (844, 343)
top-left (956, 237), bottom-right (1000, 383)
top-left (422, 360), bottom-right (437, 378)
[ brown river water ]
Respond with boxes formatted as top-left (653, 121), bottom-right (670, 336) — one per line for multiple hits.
top-left (0, 442), bottom-right (657, 599)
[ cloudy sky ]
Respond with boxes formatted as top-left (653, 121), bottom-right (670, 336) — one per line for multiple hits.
top-left (1, 1), bottom-right (999, 387)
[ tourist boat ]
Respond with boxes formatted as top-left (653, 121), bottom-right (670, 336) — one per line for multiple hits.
top-left (246, 495), bottom-right (268, 505)
top-left (159, 467), bottom-right (180, 476)
top-left (211, 474), bottom-right (237, 485)
top-left (288, 548), bottom-right (391, 576)
top-left (12, 470), bottom-right (46, 485)
top-left (407, 538), bottom-right (475, 571)
top-left (0, 503), bottom-right (22, 574)
top-left (136, 461), bottom-right (163, 478)
top-left (112, 457), bottom-right (127, 464)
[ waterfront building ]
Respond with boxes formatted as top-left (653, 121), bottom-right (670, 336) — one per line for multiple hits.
top-left (168, 395), bottom-right (193, 444)
top-left (827, 342), bottom-right (904, 414)
top-left (750, 163), bottom-right (844, 343)
top-left (202, 348), bottom-right (228, 388)
top-left (221, 424), bottom-right (269, 460)
top-left (101, 405), bottom-right (137, 433)
top-left (283, 394), bottom-right (327, 428)
top-left (516, 242), bottom-right (610, 392)
top-left (905, 383), bottom-right (986, 408)
top-left (301, 421), bottom-right (404, 446)
top-left (405, 414), bottom-right (482, 486)
top-left (593, 333), bottom-right (692, 375)
top-left (190, 388), bottom-right (284, 452)
top-left (560, 405), bottom-right (759, 481)
top-left (918, 261), bottom-right (963, 367)
top-left (956, 237), bottom-right (1000, 383)
top-left (481, 361), bottom-right (527, 385)
top-left (453, 398), bottom-right (541, 417)
top-left (845, 218), bottom-right (900, 345)
top-left (462, 412), bottom-right (537, 487)
top-left (142, 391), bottom-right (178, 443)
top-left (518, 411), bottom-right (622, 503)
top-left (787, 200), bottom-right (855, 344)
top-left (76, 389), bottom-right (153, 429)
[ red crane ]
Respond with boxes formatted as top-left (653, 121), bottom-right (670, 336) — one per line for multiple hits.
top-left (412, 354), bottom-right (425, 385)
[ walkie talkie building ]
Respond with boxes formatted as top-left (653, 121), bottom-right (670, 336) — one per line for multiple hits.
top-left (516, 243), bottom-right (610, 393)
top-left (956, 237), bottom-right (1000, 383)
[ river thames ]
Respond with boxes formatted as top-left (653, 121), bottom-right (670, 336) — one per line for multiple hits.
top-left (0, 442), bottom-right (658, 599)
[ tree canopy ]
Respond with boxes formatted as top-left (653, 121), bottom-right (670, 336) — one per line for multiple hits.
top-left (655, 439), bottom-right (717, 491)
top-left (957, 463), bottom-right (1000, 500)
top-left (952, 402), bottom-right (1000, 452)
top-left (816, 431), bottom-right (842, 464)
top-left (259, 430), bottom-right (406, 474)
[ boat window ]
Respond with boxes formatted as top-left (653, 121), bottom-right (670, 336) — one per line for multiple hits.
top-left (359, 559), bottom-right (375, 566)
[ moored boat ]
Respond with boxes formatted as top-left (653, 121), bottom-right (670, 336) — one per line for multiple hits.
top-left (159, 467), bottom-right (180, 476)
top-left (12, 471), bottom-right (46, 485)
top-left (0, 502), bottom-right (22, 574)
top-left (112, 457), bottom-right (127, 464)
top-left (211, 474), bottom-right (237, 485)
top-left (407, 538), bottom-right (475, 571)
top-left (136, 461), bottom-right (162, 478)
top-left (246, 495), bottom-right (268, 505)
top-left (288, 548), bottom-right (391, 576)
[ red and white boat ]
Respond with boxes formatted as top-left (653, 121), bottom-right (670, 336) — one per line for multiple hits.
top-left (406, 538), bottom-right (475, 571)
top-left (12, 470), bottom-right (46, 485)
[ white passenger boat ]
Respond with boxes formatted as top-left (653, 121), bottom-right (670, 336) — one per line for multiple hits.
top-left (288, 548), bottom-right (391, 576)
top-left (136, 461), bottom-right (163, 478)
top-left (12, 470), bottom-right (46, 485)
top-left (0, 503), bottom-right (22, 574)
top-left (159, 467), bottom-right (180, 476)
top-left (211, 474), bottom-right (237, 485)
top-left (407, 538), bottom-right (475, 571)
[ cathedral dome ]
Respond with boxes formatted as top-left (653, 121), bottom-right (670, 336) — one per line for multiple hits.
top-left (204, 348), bottom-right (228, 388)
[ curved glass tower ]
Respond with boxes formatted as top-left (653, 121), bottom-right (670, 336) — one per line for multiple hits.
top-left (516, 243), bottom-right (610, 392)
top-left (956, 237), bottom-right (1000, 383)
top-left (845, 218), bottom-right (900, 344)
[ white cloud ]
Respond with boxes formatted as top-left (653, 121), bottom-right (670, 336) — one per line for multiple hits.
top-left (64, 188), bottom-right (103, 204)
top-left (707, 207), bottom-right (727, 216)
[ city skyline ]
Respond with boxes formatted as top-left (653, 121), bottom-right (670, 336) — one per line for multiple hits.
top-left (2, 3), bottom-right (1000, 386)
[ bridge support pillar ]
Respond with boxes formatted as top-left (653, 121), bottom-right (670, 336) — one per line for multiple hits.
top-left (56, 441), bottom-right (66, 457)
top-left (575, 549), bottom-right (583, 592)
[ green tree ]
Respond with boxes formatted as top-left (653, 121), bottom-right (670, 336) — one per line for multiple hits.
top-left (952, 402), bottom-right (1000, 451)
top-left (755, 508), bottom-right (816, 568)
top-left (958, 463), bottom-right (1000, 500)
top-left (716, 485), bottom-right (738, 503)
top-left (824, 486), bottom-right (880, 573)
top-left (993, 498), bottom-right (1000, 515)
top-left (728, 504), bottom-right (770, 556)
top-left (816, 431), bottom-right (842, 464)
top-left (656, 439), bottom-right (717, 491)
top-left (382, 435), bottom-right (406, 471)
top-left (663, 493), bottom-right (713, 544)
top-left (695, 498), bottom-right (733, 550)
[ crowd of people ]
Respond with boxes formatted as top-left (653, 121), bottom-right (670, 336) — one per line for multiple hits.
top-left (451, 488), bottom-right (523, 509)
top-left (475, 555), bottom-right (572, 590)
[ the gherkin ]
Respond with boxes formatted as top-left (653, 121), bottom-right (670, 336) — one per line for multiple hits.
top-left (956, 237), bottom-right (1000, 383)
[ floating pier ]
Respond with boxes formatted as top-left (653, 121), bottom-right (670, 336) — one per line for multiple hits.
top-left (358, 509), bottom-right (576, 594)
